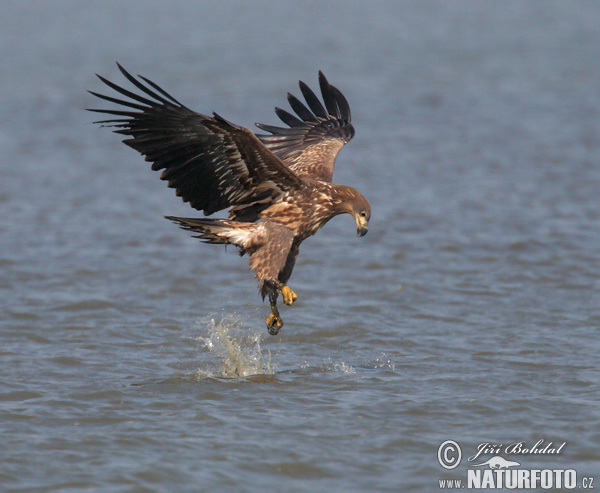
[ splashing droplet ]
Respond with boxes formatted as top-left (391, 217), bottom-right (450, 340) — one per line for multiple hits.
top-left (193, 315), bottom-right (276, 378)
top-left (333, 361), bottom-right (356, 374)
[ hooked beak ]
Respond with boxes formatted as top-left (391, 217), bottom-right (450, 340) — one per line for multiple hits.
top-left (356, 215), bottom-right (369, 237)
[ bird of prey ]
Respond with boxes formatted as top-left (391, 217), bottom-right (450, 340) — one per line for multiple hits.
top-left (89, 64), bottom-right (370, 335)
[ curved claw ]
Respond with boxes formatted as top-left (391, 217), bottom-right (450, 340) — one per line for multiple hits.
top-left (281, 285), bottom-right (298, 306)
top-left (266, 312), bottom-right (283, 335)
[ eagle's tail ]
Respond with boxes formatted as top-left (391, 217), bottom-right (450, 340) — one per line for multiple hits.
top-left (165, 216), bottom-right (256, 250)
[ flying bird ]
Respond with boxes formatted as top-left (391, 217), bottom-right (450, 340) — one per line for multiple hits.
top-left (89, 64), bottom-right (370, 334)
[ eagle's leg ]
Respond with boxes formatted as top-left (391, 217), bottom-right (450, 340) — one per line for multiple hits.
top-left (266, 291), bottom-right (283, 335)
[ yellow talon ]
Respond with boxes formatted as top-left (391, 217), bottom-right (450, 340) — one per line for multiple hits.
top-left (281, 285), bottom-right (298, 306)
top-left (266, 312), bottom-right (283, 335)
top-left (266, 313), bottom-right (282, 327)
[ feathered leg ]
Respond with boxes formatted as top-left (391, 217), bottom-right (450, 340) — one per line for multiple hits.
top-left (278, 245), bottom-right (299, 306)
top-left (167, 216), bottom-right (298, 335)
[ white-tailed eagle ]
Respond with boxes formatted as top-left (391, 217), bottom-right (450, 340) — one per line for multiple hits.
top-left (89, 64), bottom-right (370, 334)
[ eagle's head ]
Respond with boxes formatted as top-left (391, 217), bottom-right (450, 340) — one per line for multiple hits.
top-left (333, 185), bottom-right (371, 237)
top-left (352, 193), bottom-right (371, 237)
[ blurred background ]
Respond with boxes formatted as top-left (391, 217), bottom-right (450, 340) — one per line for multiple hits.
top-left (1, 1), bottom-right (599, 490)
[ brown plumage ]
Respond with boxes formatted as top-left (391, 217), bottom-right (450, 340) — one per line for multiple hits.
top-left (89, 64), bottom-right (370, 334)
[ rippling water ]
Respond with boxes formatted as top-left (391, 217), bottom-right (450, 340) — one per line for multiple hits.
top-left (2, 1), bottom-right (599, 490)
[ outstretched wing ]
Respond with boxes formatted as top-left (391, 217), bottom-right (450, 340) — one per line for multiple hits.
top-left (255, 71), bottom-right (354, 182)
top-left (88, 63), bottom-right (304, 215)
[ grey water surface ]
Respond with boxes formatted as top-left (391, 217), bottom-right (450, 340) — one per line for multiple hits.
top-left (2, 1), bottom-right (599, 491)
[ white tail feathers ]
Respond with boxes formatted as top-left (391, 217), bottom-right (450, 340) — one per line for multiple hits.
top-left (165, 216), bottom-right (257, 248)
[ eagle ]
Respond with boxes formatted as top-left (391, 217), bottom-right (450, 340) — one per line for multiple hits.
top-left (89, 64), bottom-right (370, 335)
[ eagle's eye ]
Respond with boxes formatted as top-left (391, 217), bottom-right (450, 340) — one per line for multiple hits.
top-left (360, 211), bottom-right (367, 218)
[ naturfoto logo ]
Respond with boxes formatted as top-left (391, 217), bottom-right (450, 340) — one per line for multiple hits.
top-left (437, 439), bottom-right (594, 490)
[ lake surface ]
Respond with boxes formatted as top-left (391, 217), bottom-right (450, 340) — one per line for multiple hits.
top-left (2, 1), bottom-right (599, 491)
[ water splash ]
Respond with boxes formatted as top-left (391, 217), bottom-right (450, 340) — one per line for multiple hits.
top-left (332, 361), bottom-right (356, 374)
top-left (193, 315), bottom-right (276, 378)
top-left (373, 352), bottom-right (396, 371)
top-left (326, 352), bottom-right (396, 374)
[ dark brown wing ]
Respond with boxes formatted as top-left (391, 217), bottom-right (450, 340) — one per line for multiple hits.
top-left (88, 63), bottom-right (304, 215)
top-left (255, 71), bottom-right (354, 182)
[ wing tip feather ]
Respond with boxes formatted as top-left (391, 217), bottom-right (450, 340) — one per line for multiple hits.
top-left (256, 71), bottom-right (353, 140)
